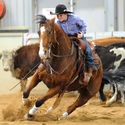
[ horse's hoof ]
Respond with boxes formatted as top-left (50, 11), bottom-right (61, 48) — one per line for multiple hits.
top-left (58, 112), bottom-right (68, 120)
top-left (24, 113), bottom-right (34, 120)
top-left (45, 107), bottom-right (53, 114)
top-left (58, 115), bottom-right (67, 121)
top-left (22, 97), bottom-right (29, 105)
top-left (22, 99), bottom-right (31, 107)
top-left (105, 101), bottom-right (112, 107)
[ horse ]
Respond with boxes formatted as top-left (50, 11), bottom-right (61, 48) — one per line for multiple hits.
top-left (1, 44), bottom-right (41, 91)
top-left (92, 37), bottom-right (125, 46)
top-left (22, 15), bottom-right (103, 120)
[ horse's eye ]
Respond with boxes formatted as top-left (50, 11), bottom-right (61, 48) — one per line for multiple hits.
top-left (47, 31), bottom-right (50, 35)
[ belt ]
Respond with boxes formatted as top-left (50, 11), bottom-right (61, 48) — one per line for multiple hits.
top-left (68, 33), bottom-right (77, 37)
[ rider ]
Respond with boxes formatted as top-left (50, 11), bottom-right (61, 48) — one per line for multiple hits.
top-left (51, 4), bottom-right (96, 86)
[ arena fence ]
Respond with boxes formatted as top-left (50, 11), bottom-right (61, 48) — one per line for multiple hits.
top-left (22, 31), bottom-right (125, 45)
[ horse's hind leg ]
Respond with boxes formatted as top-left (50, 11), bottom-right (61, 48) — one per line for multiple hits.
top-left (99, 81), bottom-right (106, 102)
top-left (24, 86), bottom-right (61, 120)
top-left (59, 89), bottom-right (91, 120)
top-left (120, 89), bottom-right (125, 105)
top-left (106, 83), bottom-right (118, 106)
top-left (22, 71), bottom-right (41, 104)
top-left (45, 92), bottom-right (64, 114)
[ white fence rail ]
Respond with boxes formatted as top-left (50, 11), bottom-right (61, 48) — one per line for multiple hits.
top-left (85, 31), bottom-right (125, 40)
top-left (23, 31), bottom-right (125, 45)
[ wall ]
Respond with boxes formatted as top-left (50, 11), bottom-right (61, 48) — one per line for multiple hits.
top-left (117, 0), bottom-right (125, 31)
top-left (0, 32), bottom-right (24, 94)
top-left (0, 0), bottom-right (33, 31)
top-left (0, 0), bottom-right (125, 32)
top-left (74, 0), bottom-right (105, 32)
top-left (36, 0), bottom-right (105, 32)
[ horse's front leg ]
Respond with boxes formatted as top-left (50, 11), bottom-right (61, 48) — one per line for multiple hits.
top-left (45, 92), bottom-right (64, 114)
top-left (24, 85), bottom-right (61, 120)
top-left (22, 70), bottom-right (41, 105)
top-left (20, 79), bottom-right (27, 91)
top-left (59, 89), bottom-right (91, 120)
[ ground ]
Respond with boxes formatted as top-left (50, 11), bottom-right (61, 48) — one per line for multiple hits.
top-left (0, 86), bottom-right (125, 125)
top-left (0, 63), bottom-right (125, 125)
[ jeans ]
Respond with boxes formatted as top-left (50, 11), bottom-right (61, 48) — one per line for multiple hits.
top-left (82, 37), bottom-right (95, 69)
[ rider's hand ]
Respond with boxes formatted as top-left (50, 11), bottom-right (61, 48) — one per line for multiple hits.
top-left (77, 32), bottom-right (83, 39)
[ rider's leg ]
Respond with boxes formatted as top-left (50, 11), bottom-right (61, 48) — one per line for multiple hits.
top-left (82, 38), bottom-right (96, 86)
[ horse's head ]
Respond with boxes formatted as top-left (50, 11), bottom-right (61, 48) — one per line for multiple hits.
top-left (37, 15), bottom-right (72, 65)
top-left (37, 15), bottom-right (56, 60)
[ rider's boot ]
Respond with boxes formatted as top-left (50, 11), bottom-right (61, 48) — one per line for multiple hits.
top-left (83, 67), bottom-right (93, 87)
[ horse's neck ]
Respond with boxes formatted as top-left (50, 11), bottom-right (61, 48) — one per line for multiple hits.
top-left (55, 29), bottom-right (71, 54)
top-left (49, 29), bottom-right (73, 73)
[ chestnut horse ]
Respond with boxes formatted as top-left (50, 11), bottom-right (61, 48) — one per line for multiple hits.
top-left (23, 15), bottom-right (103, 120)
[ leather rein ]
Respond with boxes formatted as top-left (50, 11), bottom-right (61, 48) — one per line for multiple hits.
top-left (44, 42), bottom-right (76, 75)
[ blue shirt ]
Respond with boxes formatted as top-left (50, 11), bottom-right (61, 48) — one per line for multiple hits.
top-left (57, 14), bottom-right (87, 36)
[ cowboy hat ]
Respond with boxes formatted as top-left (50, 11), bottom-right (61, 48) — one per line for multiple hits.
top-left (50, 4), bottom-right (72, 15)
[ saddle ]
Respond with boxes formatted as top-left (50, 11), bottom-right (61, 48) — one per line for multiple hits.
top-left (70, 37), bottom-right (100, 70)
top-left (66, 37), bottom-right (101, 88)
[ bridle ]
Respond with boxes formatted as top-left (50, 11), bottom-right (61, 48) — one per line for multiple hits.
top-left (49, 41), bottom-right (74, 58)
top-left (43, 41), bottom-right (77, 75)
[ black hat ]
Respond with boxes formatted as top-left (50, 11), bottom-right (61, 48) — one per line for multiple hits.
top-left (50, 4), bottom-right (72, 15)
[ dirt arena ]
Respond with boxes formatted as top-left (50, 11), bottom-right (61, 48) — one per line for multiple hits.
top-left (1, 81), bottom-right (125, 125)
top-left (0, 54), bottom-right (125, 125)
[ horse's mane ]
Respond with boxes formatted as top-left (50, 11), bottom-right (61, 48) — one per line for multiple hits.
top-left (37, 14), bottom-right (70, 39)
top-left (37, 15), bottom-right (72, 49)
top-left (54, 22), bottom-right (71, 44)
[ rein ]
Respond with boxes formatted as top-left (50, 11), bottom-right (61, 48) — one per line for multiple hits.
top-left (9, 62), bottom-right (40, 91)
top-left (65, 60), bottom-right (83, 89)
top-left (45, 43), bottom-right (76, 75)
top-left (50, 42), bottom-right (74, 58)
top-left (46, 56), bottom-right (74, 75)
